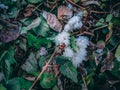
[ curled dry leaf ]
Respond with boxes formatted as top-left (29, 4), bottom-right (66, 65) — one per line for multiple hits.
top-left (58, 5), bottom-right (73, 19)
top-left (24, 4), bottom-right (35, 17)
top-left (42, 11), bottom-right (62, 32)
top-left (0, 19), bottom-right (21, 43)
top-left (101, 52), bottom-right (114, 72)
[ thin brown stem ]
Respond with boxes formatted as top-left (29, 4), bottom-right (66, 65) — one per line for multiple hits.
top-left (67, 0), bottom-right (85, 10)
top-left (81, 74), bottom-right (88, 90)
top-left (111, 2), bottom-right (120, 12)
top-left (91, 25), bottom-right (108, 31)
top-left (29, 50), bottom-right (56, 90)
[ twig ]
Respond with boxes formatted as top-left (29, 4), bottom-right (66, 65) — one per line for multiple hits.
top-left (91, 25), bottom-right (108, 31)
top-left (67, 0), bottom-right (109, 14)
top-left (81, 74), bottom-right (88, 90)
top-left (110, 41), bottom-right (120, 52)
top-left (111, 2), bottom-right (120, 12)
top-left (67, 0), bottom-right (85, 10)
top-left (75, 31), bottom-right (94, 36)
top-left (32, 3), bottom-right (43, 12)
top-left (90, 10), bottom-right (109, 14)
top-left (29, 50), bottom-right (56, 90)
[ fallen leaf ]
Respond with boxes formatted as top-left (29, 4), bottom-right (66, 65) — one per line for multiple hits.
top-left (42, 11), bottom-right (62, 32)
top-left (24, 4), bottom-right (35, 17)
top-left (21, 53), bottom-right (38, 73)
top-left (26, 17), bottom-right (41, 30)
top-left (58, 5), bottom-right (73, 19)
top-left (101, 52), bottom-right (114, 72)
top-left (0, 19), bottom-right (21, 43)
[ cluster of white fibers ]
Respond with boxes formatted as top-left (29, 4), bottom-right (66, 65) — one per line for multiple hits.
top-left (54, 11), bottom-right (89, 68)
top-left (63, 47), bottom-right (74, 59)
top-left (54, 31), bottom-right (70, 46)
top-left (62, 36), bottom-right (89, 68)
top-left (64, 11), bottom-right (83, 32)
top-left (76, 36), bottom-right (89, 49)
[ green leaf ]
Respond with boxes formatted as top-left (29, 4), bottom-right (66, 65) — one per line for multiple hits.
top-left (27, 0), bottom-right (43, 4)
top-left (0, 84), bottom-right (7, 90)
top-left (39, 55), bottom-right (51, 68)
top-left (8, 7), bottom-right (18, 18)
top-left (6, 78), bottom-right (20, 90)
top-left (20, 18), bottom-right (33, 26)
top-left (111, 60), bottom-right (120, 79)
top-left (20, 77), bottom-right (32, 90)
top-left (1, 60), bottom-right (12, 80)
top-left (27, 33), bottom-right (52, 49)
top-left (26, 17), bottom-right (41, 31)
top-left (21, 52), bottom-right (38, 73)
top-left (60, 61), bottom-right (78, 83)
top-left (106, 14), bottom-right (113, 22)
top-left (95, 18), bottom-right (105, 27)
top-left (102, 29), bottom-right (109, 34)
top-left (111, 17), bottom-right (120, 26)
top-left (52, 85), bottom-right (59, 90)
top-left (115, 44), bottom-right (120, 60)
top-left (40, 72), bottom-right (57, 89)
top-left (55, 56), bottom-right (68, 65)
top-left (27, 33), bottom-right (38, 48)
top-left (0, 46), bottom-right (16, 64)
top-left (70, 36), bottom-right (78, 52)
top-left (33, 15), bottom-right (50, 37)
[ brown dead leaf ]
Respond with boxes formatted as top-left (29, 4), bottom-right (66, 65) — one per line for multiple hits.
top-left (58, 5), bottom-right (73, 20)
top-left (101, 52), bottom-right (114, 72)
top-left (24, 4), bottom-right (35, 17)
top-left (42, 11), bottom-right (62, 32)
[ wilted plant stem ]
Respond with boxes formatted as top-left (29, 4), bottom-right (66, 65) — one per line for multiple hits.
top-left (29, 50), bottom-right (56, 90)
